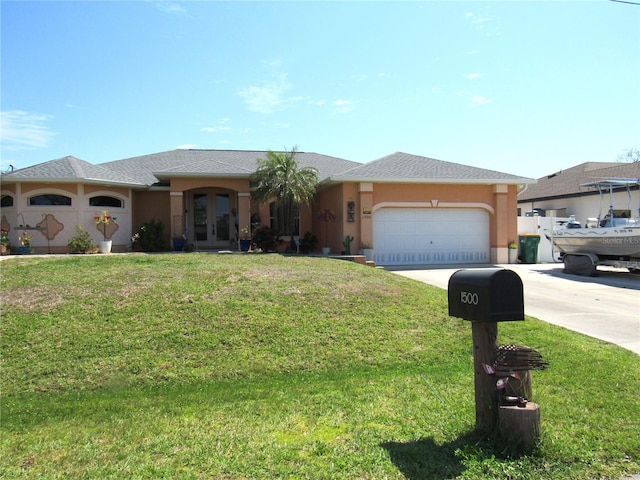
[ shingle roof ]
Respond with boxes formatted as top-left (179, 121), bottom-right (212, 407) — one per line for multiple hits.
top-left (0, 156), bottom-right (143, 186)
top-left (1, 149), bottom-right (537, 188)
top-left (518, 162), bottom-right (640, 202)
top-left (326, 152), bottom-right (534, 184)
top-left (101, 149), bottom-right (361, 185)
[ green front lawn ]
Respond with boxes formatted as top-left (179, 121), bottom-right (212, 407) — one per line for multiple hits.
top-left (1, 254), bottom-right (638, 479)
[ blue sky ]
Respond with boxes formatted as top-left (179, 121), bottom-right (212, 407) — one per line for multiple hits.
top-left (1, 1), bottom-right (638, 179)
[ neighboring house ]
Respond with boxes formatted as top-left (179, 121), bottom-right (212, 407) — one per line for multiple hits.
top-left (1, 149), bottom-right (533, 266)
top-left (517, 161), bottom-right (640, 263)
top-left (517, 162), bottom-right (640, 223)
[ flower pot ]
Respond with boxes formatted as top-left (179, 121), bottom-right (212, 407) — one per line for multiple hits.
top-left (239, 239), bottom-right (251, 252)
top-left (99, 240), bottom-right (112, 254)
top-left (362, 248), bottom-right (374, 262)
top-left (173, 237), bottom-right (185, 252)
top-left (322, 247), bottom-right (330, 256)
top-left (17, 246), bottom-right (30, 255)
top-left (508, 248), bottom-right (518, 264)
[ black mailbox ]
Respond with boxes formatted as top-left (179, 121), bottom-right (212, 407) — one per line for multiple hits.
top-left (448, 268), bottom-right (524, 322)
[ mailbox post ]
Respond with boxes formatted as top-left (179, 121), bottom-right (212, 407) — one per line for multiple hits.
top-left (448, 268), bottom-right (524, 432)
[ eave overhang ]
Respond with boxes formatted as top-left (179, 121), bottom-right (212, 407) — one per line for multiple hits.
top-left (319, 176), bottom-right (537, 186)
top-left (151, 171), bottom-right (252, 180)
top-left (0, 176), bottom-right (146, 189)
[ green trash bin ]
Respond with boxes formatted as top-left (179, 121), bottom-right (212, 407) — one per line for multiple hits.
top-left (518, 234), bottom-right (540, 264)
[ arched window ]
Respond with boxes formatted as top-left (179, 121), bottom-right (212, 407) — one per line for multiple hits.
top-left (28, 194), bottom-right (72, 206)
top-left (1, 195), bottom-right (14, 207)
top-left (89, 196), bottom-right (123, 208)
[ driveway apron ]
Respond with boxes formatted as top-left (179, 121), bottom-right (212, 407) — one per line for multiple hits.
top-left (388, 263), bottom-right (640, 355)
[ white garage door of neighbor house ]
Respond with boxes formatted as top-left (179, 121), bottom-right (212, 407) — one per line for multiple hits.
top-left (373, 208), bottom-right (490, 266)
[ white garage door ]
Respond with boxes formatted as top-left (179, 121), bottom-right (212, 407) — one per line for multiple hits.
top-left (373, 208), bottom-right (490, 266)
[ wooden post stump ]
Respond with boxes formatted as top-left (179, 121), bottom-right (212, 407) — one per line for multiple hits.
top-left (471, 321), bottom-right (498, 431)
top-left (498, 402), bottom-right (540, 450)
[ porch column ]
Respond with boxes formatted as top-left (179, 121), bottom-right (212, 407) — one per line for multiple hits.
top-left (492, 184), bottom-right (508, 264)
top-left (359, 183), bottom-right (374, 249)
top-left (170, 191), bottom-right (185, 239)
top-left (238, 192), bottom-right (251, 235)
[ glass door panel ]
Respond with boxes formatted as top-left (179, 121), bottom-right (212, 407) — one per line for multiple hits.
top-left (216, 194), bottom-right (230, 241)
top-left (194, 193), bottom-right (208, 242)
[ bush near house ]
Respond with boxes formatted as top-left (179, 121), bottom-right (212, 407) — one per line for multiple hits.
top-left (133, 219), bottom-right (166, 252)
top-left (299, 231), bottom-right (318, 253)
top-left (67, 225), bottom-right (98, 254)
top-left (251, 225), bottom-right (281, 252)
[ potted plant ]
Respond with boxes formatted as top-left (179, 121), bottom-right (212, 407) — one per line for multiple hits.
top-left (1, 229), bottom-right (9, 255)
top-left (508, 240), bottom-right (518, 264)
top-left (239, 226), bottom-right (252, 252)
top-left (342, 235), bottom-right (354, 255)
top-left (317, 208), bottom-right (336, 255)
top-left (360, 242), bottom-right (374, 262)
top-left (17, 231), bottom-right (32, 254)
top-left (93, 210), bottom-right (117, 254)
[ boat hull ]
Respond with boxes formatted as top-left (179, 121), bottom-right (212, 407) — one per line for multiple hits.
top-left (547, 227), bottom-right (640, 258)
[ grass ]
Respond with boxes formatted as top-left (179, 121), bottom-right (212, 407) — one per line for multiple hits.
top-left (1, 253), bottom-right (639, 479)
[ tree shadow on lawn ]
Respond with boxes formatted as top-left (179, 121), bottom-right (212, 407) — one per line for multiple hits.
top-left (382, 429), bottom-right (526, 480)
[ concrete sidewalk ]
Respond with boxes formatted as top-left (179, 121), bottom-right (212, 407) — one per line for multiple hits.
top-left (389, 263), bottom-right (640, 355)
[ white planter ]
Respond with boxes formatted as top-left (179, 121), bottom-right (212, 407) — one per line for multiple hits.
top-left (99, 240), bottom-right (112, 254)
top-left (508, 248), bottom-right (518, 264)
top-left (322, 247), bottom-right (330, 256)
top-left (363, 248), bottom-right (374, 262)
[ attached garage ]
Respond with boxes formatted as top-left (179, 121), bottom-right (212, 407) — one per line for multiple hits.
top-left (373, 207), bottom-right (490, 266)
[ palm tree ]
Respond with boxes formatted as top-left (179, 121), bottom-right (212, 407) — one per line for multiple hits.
top-left (251, 146), bottom-right (318, 247)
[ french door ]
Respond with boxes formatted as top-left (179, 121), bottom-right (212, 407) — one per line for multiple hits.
top-left (190, 191), bottom-right (231, 248)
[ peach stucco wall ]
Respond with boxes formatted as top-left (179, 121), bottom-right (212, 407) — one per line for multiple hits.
top-left (317, 181), bottom-right (519, 261)
top-left (315, 184), bottom-right (344, 252)
top-left (314, 183), bottom-right (362, 254)
top-left (132, 190), bottom-right (171, 243)
top-left (170, 178), bottom-right (251, 193)
top-left (85, 184), bottom-right (130, 199)
top-left (19, 182), bottom-right (79, 195)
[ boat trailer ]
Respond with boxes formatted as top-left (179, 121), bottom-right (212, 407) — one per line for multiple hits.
top-left (562, 252), bottom-right (640, 276)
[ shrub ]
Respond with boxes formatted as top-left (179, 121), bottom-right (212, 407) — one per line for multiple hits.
top-left (67, 225), bottom-right (98, 254)
top-left (134, 219), bottom-right (167, 252)
top-left (299, 231), bottom-right (318, 254)
top-left (252, 225), bottom-right (281, 252)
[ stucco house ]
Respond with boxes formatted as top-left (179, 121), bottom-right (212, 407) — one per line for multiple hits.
top-left (1, 149), bottom-right (534, 266)
top-left (517, 162), bottom-right (640, 222)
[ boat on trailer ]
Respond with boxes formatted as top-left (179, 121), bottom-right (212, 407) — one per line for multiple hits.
top-left (545, 179), bottom-right (640, 275)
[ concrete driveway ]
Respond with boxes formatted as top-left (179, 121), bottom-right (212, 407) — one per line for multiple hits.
top-left (388, 263), bottom-right (640, 355)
